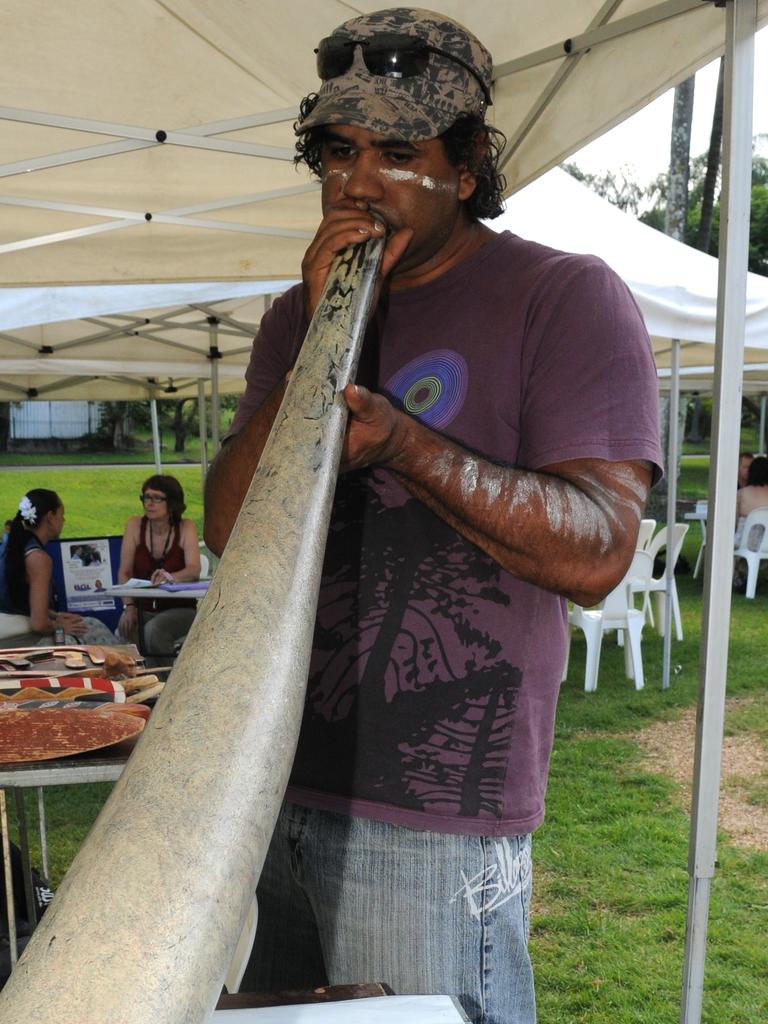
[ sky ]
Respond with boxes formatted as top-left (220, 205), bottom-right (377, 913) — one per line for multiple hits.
top-left (570, 26), bottom-right (768, 187)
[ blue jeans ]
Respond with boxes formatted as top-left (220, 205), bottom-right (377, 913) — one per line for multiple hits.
top-left (243, 802), bottom-right (536, 1024)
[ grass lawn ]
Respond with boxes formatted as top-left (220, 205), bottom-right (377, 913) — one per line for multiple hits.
top-left (533, 562), bottom-right (768, 1023)
top-left (678, 456), bottom-right (710, 500)
top-left (2, 468), bottom-right (767, 1020)
top-left (0, 465), bottom-right (205, 538)
top-left (0, 449), bottom-right (197, 467)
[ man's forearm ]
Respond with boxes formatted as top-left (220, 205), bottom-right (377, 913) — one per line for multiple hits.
top-left (203, 379), bottom-right (287, 555)
top-left (385, 413), bottom-right (651, 606)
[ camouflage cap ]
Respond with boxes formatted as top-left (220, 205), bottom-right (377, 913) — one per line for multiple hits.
top-left (297, 7), bottom-right (493, 141)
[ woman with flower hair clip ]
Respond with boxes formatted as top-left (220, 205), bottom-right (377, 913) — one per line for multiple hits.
top-left (0, 488), bottom-right (116, 645)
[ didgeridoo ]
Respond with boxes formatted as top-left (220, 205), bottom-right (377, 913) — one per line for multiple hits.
top-left (0, 235), bottom-right (385, 1024)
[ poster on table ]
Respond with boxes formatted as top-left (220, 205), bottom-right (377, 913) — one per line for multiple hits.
top-left (61, 538), bottom-right (116, 611)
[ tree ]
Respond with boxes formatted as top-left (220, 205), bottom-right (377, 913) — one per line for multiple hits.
top-left (695, 58), bottom-right (724, 252)
top-left (565, 147), bottom-right (768, 280)
top-left (652, 76), bottom-right (695, 508)
top-left (95, 400), bottom-right (153, 450)
top-left (665, 77), bottom-right (695, 242)
top-left (105, 402), bottom-right (129, 449)
top-left (689, 178), bottom-right (768, 276)
top-left (170, 398), bottom-right (198, 453)
top-left (560, 162), bottom-right (645, 215)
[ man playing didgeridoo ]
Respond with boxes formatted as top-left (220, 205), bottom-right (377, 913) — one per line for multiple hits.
top-left (205, 8), bottom-right (662, 1022)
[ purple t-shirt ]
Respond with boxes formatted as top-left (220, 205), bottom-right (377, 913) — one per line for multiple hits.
top-left (230, 230), bottom-right (662, 836)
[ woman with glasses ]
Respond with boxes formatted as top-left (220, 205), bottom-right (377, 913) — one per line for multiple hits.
top-left (116, 475), bottom-right (201, 659)
top-left (0, 488), bottom-right (117, 646)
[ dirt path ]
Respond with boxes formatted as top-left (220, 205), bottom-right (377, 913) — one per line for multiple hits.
top-left (631, 699), bottom-right (768, 851)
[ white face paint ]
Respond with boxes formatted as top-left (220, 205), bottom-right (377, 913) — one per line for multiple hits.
top-left (380, 167), bottom-right (455, 193)
top-left (322, 166), bottom-right (454, 193)
top-left (322, 168), bottom-right (350, 185)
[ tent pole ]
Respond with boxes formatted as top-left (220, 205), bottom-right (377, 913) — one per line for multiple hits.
top-left (208, 320), bottom-right (221, 455)
top-left (680, 2), bottom-right (755, 1021)
top-left (759, 393), bottom-right (766, 451)
top-left (197, 378), bottom-right (208, 483)
top-left (150, 398), bottom-right (162, 474)
top-left (663, 338), bottom-right (680, 688)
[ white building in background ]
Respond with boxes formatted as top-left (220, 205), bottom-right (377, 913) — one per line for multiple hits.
top-left (10, 401), bottom-right (102, 440)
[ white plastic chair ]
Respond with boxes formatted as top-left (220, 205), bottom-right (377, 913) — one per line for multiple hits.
top-left (632, 523), bottom-right (689, 639)
top-left (637, 518), bottom-right (657, 551)
top-left (690, 500), bottom-right (708, 579)
top-left (562, 550), bottom-right (653, 692)
top-left (733, 506), bottom-right (768, 598)
top-left (620, 521), bottom-right (658, 636)
top-left (198, 540), bottom-right (217, 578)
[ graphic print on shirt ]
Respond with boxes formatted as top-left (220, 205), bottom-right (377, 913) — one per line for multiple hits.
top-left (382, 349), bottom-right (469, 429)
top-left (292, 473), bottom-right (524, 821)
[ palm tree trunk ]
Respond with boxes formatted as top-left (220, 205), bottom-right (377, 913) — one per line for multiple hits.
top-left (695, 58), bottom-right (724, 252)
top-left (665, 77), bottom-right (695, 242)
top-left (653, 77), bottom-right (695, 511)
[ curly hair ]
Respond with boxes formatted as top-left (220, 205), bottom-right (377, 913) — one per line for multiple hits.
top-left (294, 96), bottom-right (506, 220)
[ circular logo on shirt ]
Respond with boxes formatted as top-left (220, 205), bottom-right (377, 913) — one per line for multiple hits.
top-left (384, 350), bottom-right (468, 429)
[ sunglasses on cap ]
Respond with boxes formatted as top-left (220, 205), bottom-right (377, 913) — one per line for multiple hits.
top-left (315, 32), bottom-right (492, 107)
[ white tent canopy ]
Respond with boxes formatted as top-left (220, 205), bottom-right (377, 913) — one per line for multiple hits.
top-left (495, 167), bottom-right (768, 346)
top-left (4, 166), bottom-right (768, 402)
top-left (0, 282), bottom-right (297, 402)
top-left (0, 279), bottom-right (296, 332)
top-left (2, 1), bottom-right (766, 287)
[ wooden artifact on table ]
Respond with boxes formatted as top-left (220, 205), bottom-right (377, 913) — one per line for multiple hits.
top-left (6, 700), bottom-right (152, 721)
top-left (0, 672), bottom-right (163, 762)
top-left (0, 674), bottom-right (161, 700)
top-left (0, 644), bottom-right (142, 678)
top-left (0, 705), bottom-right (145, 763)
top-left (0, 677), bottom-right (128, 700)
top-left (125, 681), bottom-right (164, 703)
top-left (1, 688), bottom-right (120, 703)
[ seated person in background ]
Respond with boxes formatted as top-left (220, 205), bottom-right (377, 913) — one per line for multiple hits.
top-left (117, 475), bottom-right (200, 658)
top-left (0, 489), bottom-right (118, 646)
top-left (735, 455), bottom-right (768, 548)
top-left (738, 451), bottom-right (754, 489)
